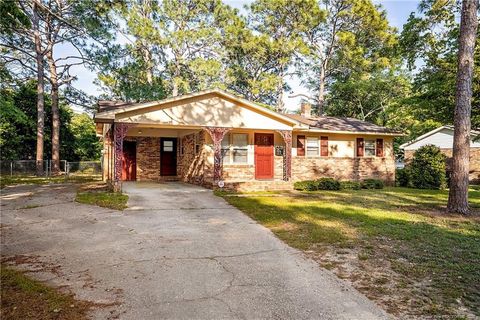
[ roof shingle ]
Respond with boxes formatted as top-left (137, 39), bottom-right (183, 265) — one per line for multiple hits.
top-left (283, 114), bottom-right (402, 134)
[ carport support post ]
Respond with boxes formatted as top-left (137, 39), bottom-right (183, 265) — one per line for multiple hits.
top-left (205, 127), bottom-right (231, 185)
top-left (277, 130), bottom-right (292, 181)
top-left (113, 123), bottom-right (135, 192)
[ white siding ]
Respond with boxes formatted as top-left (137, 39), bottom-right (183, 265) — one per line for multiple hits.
top-left (404, 128), bottom-right (480, 150)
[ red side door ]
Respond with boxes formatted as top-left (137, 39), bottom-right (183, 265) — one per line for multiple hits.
top-left (160, 138), bottom-right (177, 176)
top-left (122, 141), bottom-right (136, 181)
top-left (255, 133), bottom-right (274, 179)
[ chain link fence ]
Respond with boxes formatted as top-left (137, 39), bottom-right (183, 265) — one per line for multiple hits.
top-left (0, 160), bottom-right (102, 177)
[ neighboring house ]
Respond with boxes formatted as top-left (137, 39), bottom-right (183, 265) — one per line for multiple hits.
top-left (400, 126), bottom-right (480, 183)
top-left (94, 89), bottom-right (402, 191)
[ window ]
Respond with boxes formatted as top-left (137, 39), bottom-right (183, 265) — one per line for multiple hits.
top-left (306, 137), bottom-right (319, 156)
top-left (357, 138), bottom-right (384, 157)
top-left (221, 133), bottom-right (248, 164)
top-left (364, 140), bottom-right (376, 156)
top-left (232, 134), bottom-right (248, 163)
top-left (163, 140), bottom-right (173, 152)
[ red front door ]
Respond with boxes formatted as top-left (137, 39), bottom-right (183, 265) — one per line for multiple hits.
top-left (122, 141), bottom-right (136, 181)
top-left (160, 138), bottom-right (177, 176)
top-left (255, 133), bottom-right (274, 179)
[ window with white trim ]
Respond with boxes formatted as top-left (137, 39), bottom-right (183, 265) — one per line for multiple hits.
top-left (306, 137), bottom-right (319, 156)
top-left (232, 134), bottom-right (248, 163)
top-left (221, 133), bottom-right (248, 164)
top-left (364, 139), bottom-right (376, 157)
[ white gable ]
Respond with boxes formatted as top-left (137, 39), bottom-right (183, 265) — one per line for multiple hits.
top-left (403, 128), bottom-right (480, 150)
top-left (115, 94), bottom-right (294, 130)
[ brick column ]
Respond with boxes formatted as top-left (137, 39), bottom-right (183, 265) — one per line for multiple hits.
top-left (277, 130), bottom-right (292, 181)
top-left (204, 127), bottom-right (231, 184)
top-left (113, 123), bottom-right (135, 192)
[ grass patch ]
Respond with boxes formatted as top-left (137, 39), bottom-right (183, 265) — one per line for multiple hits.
top-left (75, 183), bottom-right (128, 210)
top-left (0, 175), bottom-right (101, 189)
top-left (1, 265), bottom-right (91, 320)
top-left (220, 187), bottom-right (480, 318)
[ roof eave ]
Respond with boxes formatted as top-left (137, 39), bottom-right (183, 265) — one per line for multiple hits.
top-left (295, 127), bottom-right (404, 136)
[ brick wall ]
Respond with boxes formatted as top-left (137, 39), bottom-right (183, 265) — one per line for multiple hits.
top-left (178, 131), bottom-right (214, 186)
top-left (291, 156), bottom-right (395, 185)
top-left (405, 147), bottom-right (480, 183)
top-left (222, 156), bottom-right (284, 181)
top-left (135, 137), bottom-right (160, 181)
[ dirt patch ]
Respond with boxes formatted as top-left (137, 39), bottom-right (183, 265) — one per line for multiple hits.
top-left (306, 242), bottom-right (478, 319)
top-left (1, 265), bottom-right (94, 320)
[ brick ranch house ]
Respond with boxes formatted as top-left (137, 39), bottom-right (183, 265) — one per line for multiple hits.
top-left (94, 89), bottom-right (403, 191)
top-left (400, 125), bottom-right (480, 184)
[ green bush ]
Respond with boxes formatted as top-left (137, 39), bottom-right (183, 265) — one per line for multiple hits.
top-left (293, 180), bottom-right (317, 191)
top-left (316, 178), bottom-right (341, 190)
top-left (340, 181), bottom-right (361, 190)
top-left (409, 145), bottom-right (447, 189)
top-left (361, 179), bottom-right (384, 189)
top-left (294, 178), bottom-right (341, 191)
top-left (396, 168), bottom-right (411, 187)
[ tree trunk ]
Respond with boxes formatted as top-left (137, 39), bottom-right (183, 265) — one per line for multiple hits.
top-left (317, 60), bottom-right (328, 116)
top-left (276, 67), bottom-right (285, 112)
top-left (46, 49), bottom-right (60, 174)
top-left (447, 0), bottom-right (478, 215)
top-left (143, 45), bottom-right (153, 85)
top-left (33, 1), bottom-right (45, 176)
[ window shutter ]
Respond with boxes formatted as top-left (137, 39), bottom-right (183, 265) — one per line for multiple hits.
top-left (320, 136), bottom-right (328, 156)
top-left (297, 135), bottom-right (305, 156)
top-left (376, 139), bottom-right (384, 157)
top-left (357, 138), bottom-right (364, 157)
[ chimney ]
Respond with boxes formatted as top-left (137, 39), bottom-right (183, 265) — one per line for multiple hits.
top-left (300, 102), bottom-right (312, 118)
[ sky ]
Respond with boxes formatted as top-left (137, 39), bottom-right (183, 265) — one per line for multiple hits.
top-left (64, 0), bottom-right (421, 112)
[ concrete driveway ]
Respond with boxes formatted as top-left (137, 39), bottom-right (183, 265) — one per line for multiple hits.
top-left (1, 182), bottom-right (390, 319)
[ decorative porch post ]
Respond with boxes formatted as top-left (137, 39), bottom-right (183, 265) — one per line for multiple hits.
top-left (277, 130), bottom-right (292, 181)
top-left (113, 123), bottom-right (135, 192)
top-left (204, 127), bottom-right (231, 185)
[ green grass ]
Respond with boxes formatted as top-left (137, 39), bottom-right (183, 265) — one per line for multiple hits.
top-left (0, 175), bottom-right (101, 189)
top-left (1, 265), bottom-right (91, 319)
top-left (220, 187), bottom-right (480, 318)
top-left (75, 191), bottom-right (128, 210)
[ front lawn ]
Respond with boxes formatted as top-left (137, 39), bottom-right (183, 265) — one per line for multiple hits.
top-left (220, 187), bottom-right (480, 318)
top-left (1, 266), bottom-right (92, 320)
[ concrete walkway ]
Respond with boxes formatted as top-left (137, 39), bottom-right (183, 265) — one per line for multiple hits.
top-left (1, 182), bottom-right (390, 319)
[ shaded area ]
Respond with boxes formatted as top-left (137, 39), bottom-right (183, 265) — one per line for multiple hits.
top-left (222, 188), bottom-right (480, 318)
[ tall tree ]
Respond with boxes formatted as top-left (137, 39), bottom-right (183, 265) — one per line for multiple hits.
top-left (447, 0), bottom-right (478, 215)
top-left (32, 0), bottom-right (46, 175)
top-left (248, 0), bottom-right (320, 111)
top-left (400, 0), bottom-right (480, 128)
top-left (299, 0), bottom-right (397, 115)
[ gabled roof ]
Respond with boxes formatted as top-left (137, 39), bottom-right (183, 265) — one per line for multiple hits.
top-left (284, 114), bottom-right (403, 135)
top-left (399, 125), bottom-right (480, 149)
top-left (94, 88), bottom-right (300, 126)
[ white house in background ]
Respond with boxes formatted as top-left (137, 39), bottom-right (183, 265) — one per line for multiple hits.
top-left (400, 125), bottom-right (480, 183)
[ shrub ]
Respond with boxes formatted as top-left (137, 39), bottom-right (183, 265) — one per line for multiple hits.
top-left (396, 168), bottom-right (411, 187)
top-left (409, 145), bottom-right (447, 189)
top-left (361, 179), bottom-right (384, 189)
top-left (316, 178), bottom-right (341, 190)
top-left (293, 180), bottom-right (317, 191)
top-left (340, 181), bottom-right (361, 190)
